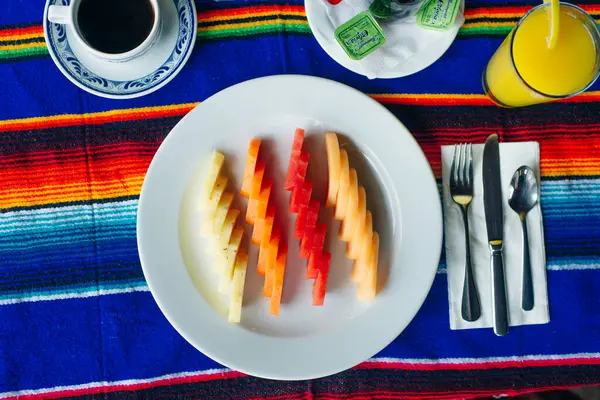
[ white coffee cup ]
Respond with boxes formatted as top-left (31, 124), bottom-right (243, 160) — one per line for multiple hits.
top-left (48, 0), bottom-right (162, 63)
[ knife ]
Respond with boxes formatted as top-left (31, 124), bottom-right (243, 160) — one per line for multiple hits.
top-left (482, 134), bottom-right (509, 336)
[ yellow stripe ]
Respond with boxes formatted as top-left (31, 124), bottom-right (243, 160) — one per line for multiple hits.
top-left (197, 18), bottom-right (308, 32)
top-left (198, 10), bottom-right (306, 23)
top-left (0, 42), bottom-right (46, 51)
top-left (0, 32), bottom-right (45, 42)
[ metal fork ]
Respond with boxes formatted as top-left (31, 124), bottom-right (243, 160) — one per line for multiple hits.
top-left (450, 144), bottom-right (481, 322)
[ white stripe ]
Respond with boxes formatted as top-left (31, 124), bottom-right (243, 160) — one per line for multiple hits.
top-left (438, 262), bottom-right (600, 274)
top-left (4, 353), bottom-right (600, 398)
top-left (369, 352), bottom-right (600, 365)
top-left (0, 285), bottom-right (149, 306)
top-left (0, 368), bottom-right (229, 398)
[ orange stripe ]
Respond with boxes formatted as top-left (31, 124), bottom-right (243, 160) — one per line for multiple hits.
top-left (197, 5), bottom-right (305, 20)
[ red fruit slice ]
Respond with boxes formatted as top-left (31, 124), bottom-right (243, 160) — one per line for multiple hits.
top-left (290, 180), bottom-right (312, 213)
top-left (294, 204), bottom-right (309, 240)
top-left (312, 252), bottom-right (332, 306)
top-left (284, 129), bottom-right (305, 190)
top-left (241, 138), bottom-right (261, 198)
top-left (304, 200), bottom-right (320, 235)
top-left (307, 251), bottom-right (318, 279)
top-left (301, 223), bottom-right (327, 259)
top-left (292, 152), bottom-right (310, 189)
top-left (270, 243), bottom-right (288, 315)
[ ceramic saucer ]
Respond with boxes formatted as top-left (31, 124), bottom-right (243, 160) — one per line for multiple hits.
top-left (43, 0), bottom-right (196, 99)
top-left (305, 0), bottom-right (463, 79)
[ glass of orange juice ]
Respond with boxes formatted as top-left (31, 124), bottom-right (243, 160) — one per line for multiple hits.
top-left (483, 3), bottom-right (600, 108)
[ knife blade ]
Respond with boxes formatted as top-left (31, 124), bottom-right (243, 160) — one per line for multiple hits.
top-left (482, 134), bottom-right (509, 336)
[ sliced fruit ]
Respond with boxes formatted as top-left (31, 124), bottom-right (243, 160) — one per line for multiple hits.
top-left (261, 206), bottom-right (275, 247)
top-left (285, 150), bottom-right (301, 191)
top-left (307, 251), bottom-right (318, 279)
top-left (252, 217), bottom-right (264, 245)
top-left (339, 168), bottom-right (358, 242)
top-left (264, 228), bottom-right (281, 297)
top-left (358, 232), bottom-right (379, 300)
top-left (294, 205), bottom-right (309, 240)
top-left (257, 243), bottom-right (269, 275)
top-left (347, 186), bottom-right (367, 260)
top-left (241, 139), bottom-right (261, 198)
top-left (351, 211), bottom-right (374, 282)
top-left (228, 250), bottom-right (248, 323)
top-left (217, 208), bottom-right (240, 257)
top-left (246, 161), bottom-right (266, 225)
top-left (200, 151), bottom-right (225, 210)
top-left (290, 180), bottom-right (312, 214)
top-left (211, 192), bottom-right (234, 236)
top-left (218, 227), bottom-right (244, 292)
top-left (325, 133), bottom-right (341, 208)
top-left (270, 243), bottom-right (288, 315)
top-left (312, 252), bottom-right (332, 306)
top-left (200, 175), bottom-right (227, 236)
top-left (256, 179), bottom-right (272, 220)
top-left (334, 149), bottom-right (350, 220)
top-left (292, 128), bottom-right (305, 152)
top-left (291, 152), bottom-right (310, 190)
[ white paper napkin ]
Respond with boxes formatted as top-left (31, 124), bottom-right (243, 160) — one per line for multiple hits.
top-left (441, 142), bottom-right (550, 330)
top-left (319, 0), bottom-right (464, 79)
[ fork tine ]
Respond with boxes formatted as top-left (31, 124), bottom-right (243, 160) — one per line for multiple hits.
top-left (467, 143), bottom-right (473, 187)
top-left (451, 144), bottom-right (459, 185)
top-left (458, 143), bottom-right (465, 186)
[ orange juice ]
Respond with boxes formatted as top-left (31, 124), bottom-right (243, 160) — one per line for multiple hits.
top-left (483, 3), bottom-right (600, 107)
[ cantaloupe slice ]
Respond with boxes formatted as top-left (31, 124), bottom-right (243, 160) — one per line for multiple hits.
top-left (246, 161), bottom-right (266, 225)
top-left (351, 211), bottom-right (373, 282)
top-left (334, 149), bottom-right (350, 220)
top-left (347, 186), bottom-right (367, 260)
top-left (241, 139), bottom-right (261, 198)
top-left (325, 133), bottom-right (341, 208)
top-left (200, 151), bottom-right (225, 210)
top-left (358, 232), bottom-right (379, 300)
top-left (339, 168), bottom-right (358, 242)
top-left (269, 244), bottom-right (288, 315)
top-left (264, 228), bottom-right (281, 297)
top-left (228, 250), bottom-right (248, 323)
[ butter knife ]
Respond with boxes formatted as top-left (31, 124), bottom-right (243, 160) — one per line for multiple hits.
top-left (482, 134), bottom-right (509, 336)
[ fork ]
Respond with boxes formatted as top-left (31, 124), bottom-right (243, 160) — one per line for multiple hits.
top-left (450, 144), bottom-right (481, 322)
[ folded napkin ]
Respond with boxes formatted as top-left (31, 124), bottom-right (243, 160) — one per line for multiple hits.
top-left (318, 0), bottom-right (464, 79)
top-left (441, 142), bottom-right (550, 330)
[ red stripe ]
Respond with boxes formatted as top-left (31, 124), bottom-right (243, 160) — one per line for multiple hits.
top-left (197, 5), bottom-right (305, 19)
top-left (0, 25), bottom-right (42, 38)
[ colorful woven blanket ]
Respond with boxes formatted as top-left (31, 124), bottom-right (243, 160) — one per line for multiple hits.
top-left (1, 0), bottom-right (600, 398)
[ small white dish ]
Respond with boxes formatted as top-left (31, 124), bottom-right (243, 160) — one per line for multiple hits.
top-left (305, 0), bottom-right (463, 79)
top-left (43, 0), bottom-right (196, 99)
top-left (137, 75), bottom-right (443, 380)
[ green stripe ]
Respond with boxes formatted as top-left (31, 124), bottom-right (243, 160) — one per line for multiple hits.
top-left (197, 23), bottom-right (311, 40)
top-left (459, 26), bottom-right (513, 36)
top-left (0, 45), bottom-right (48, 60)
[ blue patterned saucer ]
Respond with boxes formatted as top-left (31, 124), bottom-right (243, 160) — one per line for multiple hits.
top-left (43, 0), bottom-right (196, 99)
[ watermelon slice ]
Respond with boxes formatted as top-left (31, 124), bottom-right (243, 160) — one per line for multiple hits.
top-left (300, 223), bottom-right (326, 259)
top-left (290, 180), bottom-right (312, 213)
top-left (284, 129), bottom-right (305, 190)
top-left (312, 252), bottom-right (332, 306)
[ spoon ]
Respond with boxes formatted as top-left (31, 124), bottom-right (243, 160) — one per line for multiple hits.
top-left (508, 166), bottom-right (539, 311)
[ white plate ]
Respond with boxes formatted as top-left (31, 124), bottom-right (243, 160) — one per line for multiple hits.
top-left (137, 75), bottom-right (442, 380)
top-left (305, 0), bottom-right (463, 79)
top-left (43, 0), bottom-right (196, 99)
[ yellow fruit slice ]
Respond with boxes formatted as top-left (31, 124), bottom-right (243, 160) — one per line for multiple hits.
top-left (334, 149), bottom-right (350, 220)
top-left (351, 211), bottom-right (373, 282)
top-left (358, 232), bottom-right (379, 300)
top-left (217, 209), bottom-right (240, 257)
top-left (212, 192), bottom-right (234, 236)
top-left (200, 152), bottom-right (225, 210)
top-left (325, 132), bottom-right (341, 208)
top-left (200, 175), bottom-right (227, 236)
top-left (228, 250), bottom-right (249, 323)
top-left (218, 227), bottom-right (244, 292)
top-left (346, 186), bottom-right (366, 259)
top-left (339, 168), bottom-right (358, 242)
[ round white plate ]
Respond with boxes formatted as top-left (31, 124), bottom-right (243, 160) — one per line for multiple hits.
top-left (137, 75), bottom-right (442, 380)
top-left (43, 0), bottom-right (196, 99)
top-left (305, 0), bottom-right (463, 79)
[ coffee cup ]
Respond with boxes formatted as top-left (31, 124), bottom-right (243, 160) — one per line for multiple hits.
top-left (48, 0), bottom-right (162, 63)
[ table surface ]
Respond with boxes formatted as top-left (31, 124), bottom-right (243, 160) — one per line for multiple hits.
top-left (2, 0), bottom-right (600, 399)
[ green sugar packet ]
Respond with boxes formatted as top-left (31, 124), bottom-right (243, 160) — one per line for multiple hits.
top-left (416, 0), bottom-right (460, 31)
top-left (334, 12), bottom-right (386, 61)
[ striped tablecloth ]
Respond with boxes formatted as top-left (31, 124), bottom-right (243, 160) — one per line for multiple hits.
top-left (2, 0), bottom-right (600, 398)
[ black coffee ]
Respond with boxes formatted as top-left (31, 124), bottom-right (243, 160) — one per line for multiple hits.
top-left (77, 0), bottom-right (155, 54)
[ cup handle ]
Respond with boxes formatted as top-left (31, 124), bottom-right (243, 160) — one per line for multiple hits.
top-left (48, 5), bottom-right (73, 24)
